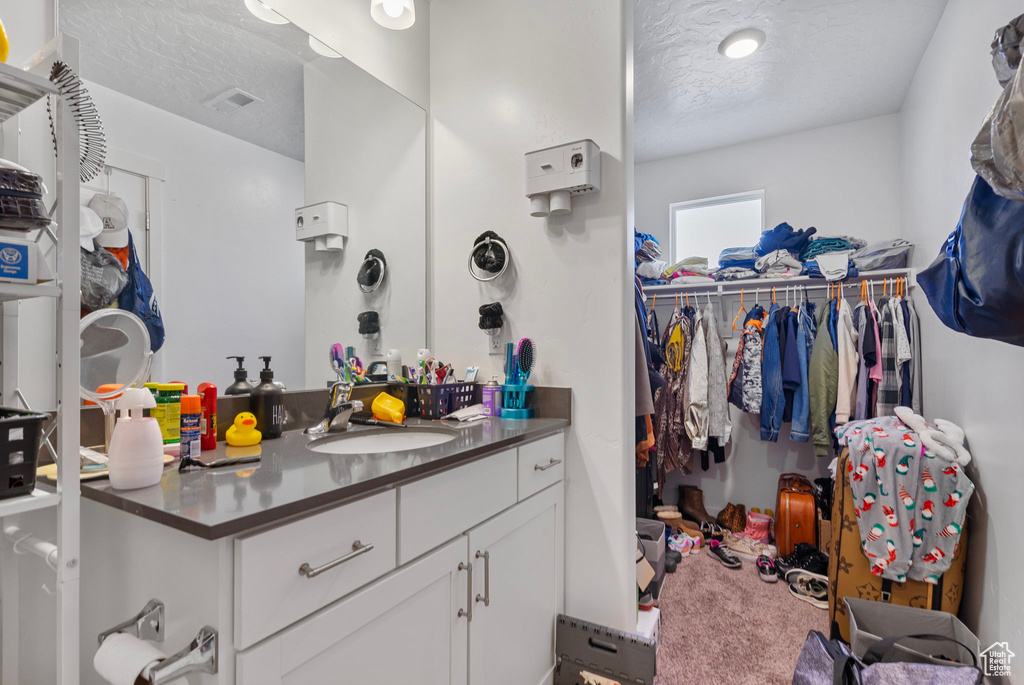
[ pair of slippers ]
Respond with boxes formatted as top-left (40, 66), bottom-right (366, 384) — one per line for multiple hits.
top-left (894, 407), bottom-right (972, 466)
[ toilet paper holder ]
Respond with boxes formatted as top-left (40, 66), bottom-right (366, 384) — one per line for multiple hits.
top-left (97, 599), bottom-right (218, 684)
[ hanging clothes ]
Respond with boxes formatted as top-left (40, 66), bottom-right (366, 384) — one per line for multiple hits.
top-left (728, 304), bottom-right (766, 413)
top-left (835, 298), bottom-right (859, 424)
top-left (703, 302), bottom-right (732, 469)
top-left (781, 308), bottom-right (800, 423)
top-left (760, 303), bottom-right (785, 441)
top-left (809, 300), bottom-right (838, 456)
top-left (875, 296), bottom-right (900, 417)
top-left (654, 303), bottom-right (694, 477)
top-left (908, 298), bottom-right (923, 414)
top-left (790, 299), bottom-right (817, 442)
top-left (684, 307), bottom-right (709, 451)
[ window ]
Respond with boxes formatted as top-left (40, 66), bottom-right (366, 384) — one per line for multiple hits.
top-left (668, 190), bottom-right (764, 265)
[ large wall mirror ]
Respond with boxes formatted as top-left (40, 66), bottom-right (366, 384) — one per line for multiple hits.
top-left (60, 0), bottom-right (427, 392)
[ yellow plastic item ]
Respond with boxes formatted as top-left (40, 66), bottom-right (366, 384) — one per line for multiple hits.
top-left (226, 411), bottom-right (262, 447)
top-left (371, 392), bottom-right (405, 424)
top-left (0, 19), bottom-right (8, 64)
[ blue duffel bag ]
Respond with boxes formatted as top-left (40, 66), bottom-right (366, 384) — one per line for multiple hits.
top-left (917, 175), bottom-right (1024, 347)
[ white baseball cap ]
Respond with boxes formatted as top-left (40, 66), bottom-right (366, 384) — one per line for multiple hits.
top-left (88, 193), bottom-right (129, 249)
top-left (79, 205), bottom-right (103, 251)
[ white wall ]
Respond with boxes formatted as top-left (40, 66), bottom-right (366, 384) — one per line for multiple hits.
top-left (430, 0), bottom-right (635, 630)
top-left (899, 0), bottom-right (1024, 658)
top-left (635, 115), bottom-right (903, 514)
top-left (87, 82), bottom-right (306, 391)
top-left (303, 58), bottom-right (427, 388)
top-left (266, 0), bottom-right (430, 110)
top-left (636, 114), bottom-right (903, 253)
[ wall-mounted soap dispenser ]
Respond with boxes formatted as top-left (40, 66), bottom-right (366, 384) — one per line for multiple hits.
top-left (525, 139), bottom-right (600, 217)
top-left (296, 201), bottom-right (348, 252)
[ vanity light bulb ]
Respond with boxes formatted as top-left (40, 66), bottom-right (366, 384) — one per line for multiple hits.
top-left (383, 0), bottom-right (404, 18)
top-left (243, 0), bottom-right (289, 25)
top-left (309, 35), bottom-right (342, 59)
top-left (370, 0), bottom-right (415, 30)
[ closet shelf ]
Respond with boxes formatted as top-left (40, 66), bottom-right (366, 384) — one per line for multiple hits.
top-left (644, 267), bottom-right (914, 299)
top-left (0, 61), bottom-right (58, 123)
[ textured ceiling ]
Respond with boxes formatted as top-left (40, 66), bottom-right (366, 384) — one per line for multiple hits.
top-left (635, 0), bottom-right (949, 163)
top-left (60, 0), bottom-right (317, 161)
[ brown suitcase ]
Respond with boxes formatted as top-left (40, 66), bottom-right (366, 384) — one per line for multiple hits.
top-left (775, 473), bottom-right (817, 556)
top-left (828, 450), bottom-right (968, 642)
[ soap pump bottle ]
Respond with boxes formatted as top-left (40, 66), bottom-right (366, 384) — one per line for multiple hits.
top-left (251, 356), bottom-right (284, 439)
top-left (107, 388), bottom-right (165, 490)
top-left (225, 356), bottom-right (255, 396)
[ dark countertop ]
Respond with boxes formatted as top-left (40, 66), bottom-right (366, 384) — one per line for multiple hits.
top-left (80, 417), bottom-right (569, 540)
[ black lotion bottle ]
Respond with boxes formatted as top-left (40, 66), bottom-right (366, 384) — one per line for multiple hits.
top-left (251, 356), bottom-right (284, 439)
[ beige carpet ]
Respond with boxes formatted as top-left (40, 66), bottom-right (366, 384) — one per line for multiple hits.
top-left (654, 550), bottom-right (827, 685)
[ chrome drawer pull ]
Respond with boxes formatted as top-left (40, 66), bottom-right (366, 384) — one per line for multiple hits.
top-left (534, 458), bottom-right (562, 471)
top-left (457, 562), bottom-right (473, 621)
top-left (474, 551), bottom-right (490, 606)
top-left (298, 540), bottom-right (374, 579)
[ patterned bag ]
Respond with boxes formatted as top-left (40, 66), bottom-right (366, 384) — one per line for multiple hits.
top-left (116, 231), bottom-right (164, 352)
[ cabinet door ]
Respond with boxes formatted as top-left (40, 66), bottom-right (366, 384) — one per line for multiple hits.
top-left (467, 484), bottom-right (564, 685)
top-left (237, 537), bottom-right (470, 685)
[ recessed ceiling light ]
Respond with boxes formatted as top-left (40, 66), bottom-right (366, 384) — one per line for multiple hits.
top-left (718, 29), bottom-right (766, 59)
top-left (308, 35), bottom-right (342, 59)
top-left (244, 0), bottom-right (289, 25)
top-left (370, 0), bottom-right (415, 30)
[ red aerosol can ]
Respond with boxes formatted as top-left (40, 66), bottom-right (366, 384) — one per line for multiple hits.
top-left (197, 382), bottom-right (218, 451)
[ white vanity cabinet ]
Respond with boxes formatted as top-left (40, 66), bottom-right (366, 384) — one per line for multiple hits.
top-left (467, 483), bottom-right (564, 685)
top-left (236, 536), bottom-right (470, 685)
top-left (78, 430), bottom-right (566, 685)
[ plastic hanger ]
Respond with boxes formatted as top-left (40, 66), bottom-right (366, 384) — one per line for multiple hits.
top-left (771, 286), bottom-right (777, 305)
top-left (731, 290), bottom-right (747, 331)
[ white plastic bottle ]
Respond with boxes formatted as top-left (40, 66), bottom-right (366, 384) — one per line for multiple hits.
top-left (107, 388), bottom-right (165, 490)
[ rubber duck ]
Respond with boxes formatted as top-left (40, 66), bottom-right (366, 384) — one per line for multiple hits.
top-left (226, 412), bottom-right (262, 447)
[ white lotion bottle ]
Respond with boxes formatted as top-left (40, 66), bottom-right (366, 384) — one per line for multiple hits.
top-left (107, 388), bottom-right (165, 490)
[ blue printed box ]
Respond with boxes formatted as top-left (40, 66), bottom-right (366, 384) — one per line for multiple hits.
top-left (0, 236), bottom-right (53, 284)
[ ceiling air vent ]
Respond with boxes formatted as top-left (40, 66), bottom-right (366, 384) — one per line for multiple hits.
top-left (203, 87), bottom-right (263, 114)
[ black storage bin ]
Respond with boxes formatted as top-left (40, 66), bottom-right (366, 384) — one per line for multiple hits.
top-left (414, 382), bottom-right (476, 419)
top-left (0, 408), bottom-right (48, 500)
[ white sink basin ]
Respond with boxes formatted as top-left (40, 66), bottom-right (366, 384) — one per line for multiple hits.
top-left (308, 429), bottom-right (457, 455)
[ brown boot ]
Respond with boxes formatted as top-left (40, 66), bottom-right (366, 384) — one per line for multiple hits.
top-left (680, 485), bottom-right (716, 525)
top-left (716, 503), bottom-right (736, 530)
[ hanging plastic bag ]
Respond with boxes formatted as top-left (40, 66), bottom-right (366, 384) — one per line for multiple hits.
top-left (917, 175), bottom-right (1024, 346)
top-left (116, 231), bottom-right (165, 352)
top-left (80, 247), bottom-right (127, 311)
top-left (971, 13), bottom-right (1024, 202)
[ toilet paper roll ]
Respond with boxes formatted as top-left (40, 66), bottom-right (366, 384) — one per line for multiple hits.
top-left (529, 194), bottom-right (550, 217)
top-left (549, 190), bottom-right (571, 215)
top-left (94, 632), bottom-right (167, 685)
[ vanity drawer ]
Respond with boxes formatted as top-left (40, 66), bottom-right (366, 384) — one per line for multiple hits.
top-left (398, 449), bottom-right (517, 565)
top-left (234, 489), bottom-right (397, 650)
top-left (518, 434), bottom-right (565, 500)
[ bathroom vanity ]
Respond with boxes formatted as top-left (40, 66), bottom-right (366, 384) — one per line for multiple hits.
top-left (77, 417), bottom-right (568, 685)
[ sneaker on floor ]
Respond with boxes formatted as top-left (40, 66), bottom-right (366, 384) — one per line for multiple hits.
top-left (667, 534), bottom-right (693, 556)
top-left (725, 532), bottom-right (777, 559)
top-left (665, 555), bottom-right (677, 574)
top-left (789, 575), bottom-right (828, 610)
top-left (785, 569), bottom-right (828, 585)
top-left (756, 555), bottom-right (779, 583)
top-left (776, 543), bottom-right (828, 578)
top-left (707, 540), bottom-right (742, 569)
top-left (682, 532), bottom-right (702, 555)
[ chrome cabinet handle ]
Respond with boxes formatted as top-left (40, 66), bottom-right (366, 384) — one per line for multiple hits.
top-left (534, 458), bottom-right (562, 471)
top-left (457, 562), bottom-right (473, 621)
top-left (298, 540), bottom-right (373, 579)
top-left (474, 551), bottom-right (490, 606)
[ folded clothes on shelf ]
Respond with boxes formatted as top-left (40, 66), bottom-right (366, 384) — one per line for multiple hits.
top-left (755, 222), bottom-right (817, 257)
top-left (718, 246), bottom-right (758, 270)
top-left (714, 266), bottom-right (759, 281)
top-left (755, 249), bottom-right (803, 274)
top-left (800, 235), bottom-right (867, 261)
top-left (803, 253), bottom-right (859, 281)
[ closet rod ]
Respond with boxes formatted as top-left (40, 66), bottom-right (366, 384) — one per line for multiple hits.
top-left (644, 269), bottom-right (914, 303)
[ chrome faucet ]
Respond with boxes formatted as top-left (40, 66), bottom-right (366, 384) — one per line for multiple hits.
top-left (305, 381), bottom-right (363, 435)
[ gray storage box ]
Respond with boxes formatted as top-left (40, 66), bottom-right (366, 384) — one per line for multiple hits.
top-left (845, 597), bottom-right (981, 667)
top-left (554, 614), bottom-right (656, 685)
top-left (636, 518), bottom-right (665, 600)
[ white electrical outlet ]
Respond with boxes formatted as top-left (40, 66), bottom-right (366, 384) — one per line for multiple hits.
top-left (367, 334), bottom-right (382, 356)
top-left (488, 331), bottom-right (504, 355)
